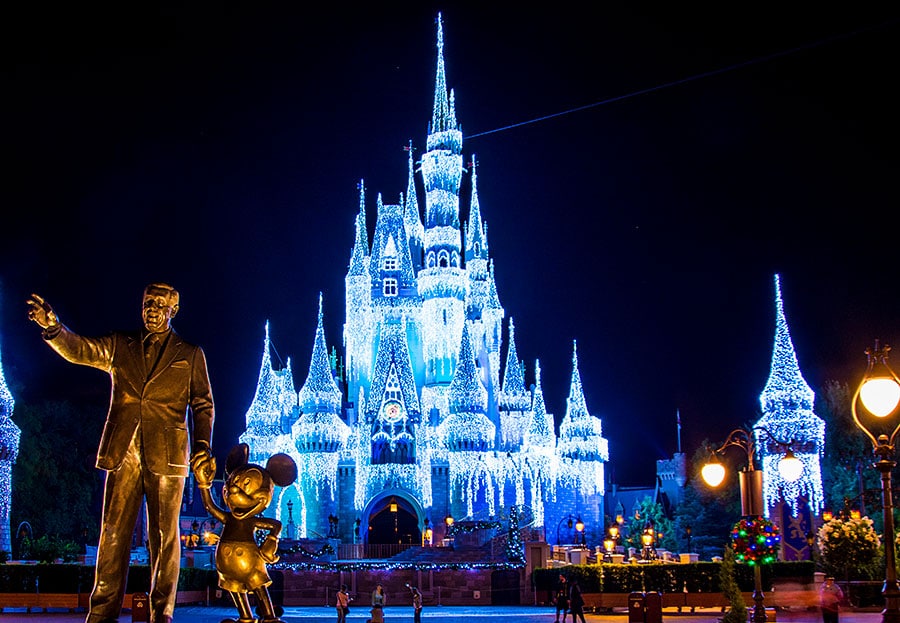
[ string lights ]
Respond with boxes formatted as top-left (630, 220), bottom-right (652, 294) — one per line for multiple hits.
top-left (754, 274), bottom-right (825, 517)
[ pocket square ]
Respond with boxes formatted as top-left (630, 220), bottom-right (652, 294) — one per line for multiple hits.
top-left (170, 360), bottom-right (190, 369)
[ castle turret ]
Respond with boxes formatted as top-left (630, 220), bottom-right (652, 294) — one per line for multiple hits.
top-left (292, 295), bottom-right (351, 537)
top-left (419, 13), bottom-right (467, 386)
top-left (240, 322), bottom-right (297, 462)
top-left (345, 180), bottom-right (374, 410)
top-left (294, 294), bottom-right (350, 453)
top-left (754, 274), bottom-right (825, 518)
top-left (0, 338), bottom-right (20, 555)
top-left (404, 141), bottom-right (424, 273)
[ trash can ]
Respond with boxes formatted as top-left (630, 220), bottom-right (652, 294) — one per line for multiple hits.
top-left (131, 592), bottom-right (149, 623)
top-left (644, 591), bottom-right (662, 623)
top-left (628, 591), bottom-right (646, 623)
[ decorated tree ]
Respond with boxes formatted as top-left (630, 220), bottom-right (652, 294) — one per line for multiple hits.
top-left (731, 516), bottom-right (780, 565)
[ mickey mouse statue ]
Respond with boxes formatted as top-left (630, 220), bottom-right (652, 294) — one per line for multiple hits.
top-left (192, 443), bottom-right (297, 623)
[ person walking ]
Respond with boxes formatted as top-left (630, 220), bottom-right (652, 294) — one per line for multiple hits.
top-left (820, 576), bottom-right (844, 623)
top-left (27, 284), bottom-right (214, 623)
top-left (554, 574), bottom-right (569, 623)
top-left (406, 583), bottom-right (423, 623)
top-left (336, 584), bottom-right (351, 623)
top-left (370, 583), bottom-right (386, 623)
top-left (568, 578), bottom-right (586, 623)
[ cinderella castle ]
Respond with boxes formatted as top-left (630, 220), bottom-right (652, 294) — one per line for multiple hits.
top-left (237, 15), bottom-right (609, 552)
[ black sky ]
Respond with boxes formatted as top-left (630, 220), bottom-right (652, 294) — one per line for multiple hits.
top-left (2, 4), bottom-right (899, 485)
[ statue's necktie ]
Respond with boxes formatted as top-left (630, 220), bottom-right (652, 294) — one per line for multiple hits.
top-left (145, 334), bottom-right (161, 378)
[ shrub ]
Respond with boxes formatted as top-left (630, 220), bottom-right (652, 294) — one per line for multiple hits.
top-left (817, 514), bottom-right (881, 580)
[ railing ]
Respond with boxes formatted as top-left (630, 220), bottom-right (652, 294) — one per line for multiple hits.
top-left (336, 543), bottom-right (416, 559)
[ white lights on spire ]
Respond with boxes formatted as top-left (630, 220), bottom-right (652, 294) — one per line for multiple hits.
top-left (755, 274), bottom-right (825, 517)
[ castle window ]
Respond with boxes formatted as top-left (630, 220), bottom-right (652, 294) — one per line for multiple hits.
top-left (438, 250), bottom-right (449, 268)
top-left (383, 256), bottom-right (397, 271)
top-left (451, 251), bottom-right (459, 267)
top-left (383, 278), bottom-right (397, 297)
top-left (427, 251), bottom-right (435, 268)
top-left (473, 242), bottom-right (480, 255)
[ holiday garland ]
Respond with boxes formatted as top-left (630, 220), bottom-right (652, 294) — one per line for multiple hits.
top-left (730, 517), bottom-right (780, 565)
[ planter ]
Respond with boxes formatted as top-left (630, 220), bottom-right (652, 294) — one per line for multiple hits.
top-left (0, 590), bottom-right (209, 613)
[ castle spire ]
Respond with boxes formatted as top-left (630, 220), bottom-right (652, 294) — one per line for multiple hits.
top-left (404, 142), bottom-right (424, 271)
top-left (524, 359), bottom-right (555, 449)
top-left (465, 155), bottom-right (487, 261)
top-left (557, 340), bottom-right (609, 462)
top-left (297, 293), bottom-right (343, 414)
top-left (760, 273), bottom-right (814, 409)
top-left (501, 317), bottom-right (526, 397)
top-left (244, 321), bottom-right (282, 435)
top-left (348, 179), bottom-right (369, 276)
top-left (755, 274), bottom-right (825, 518)
top-left (431, 13), bottom-right (457, 134)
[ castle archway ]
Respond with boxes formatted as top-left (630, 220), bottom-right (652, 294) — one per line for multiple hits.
top-left (365, 494), bottom-right (421, 545)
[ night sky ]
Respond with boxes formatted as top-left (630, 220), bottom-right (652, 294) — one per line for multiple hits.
top-left (2, 4), bottom-right (899, 486)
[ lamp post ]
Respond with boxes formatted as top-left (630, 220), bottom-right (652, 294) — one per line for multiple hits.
top-left (575, 517), bottom-right (586, 548)
top-left (603, 535), bottom-right (615, 561)
top-left (444, 514), bottom-right (454, 547)
top-left (286, 500), bottom-right (296, 540)
top-left (701, 426), bottom-right (803, 623)
top-left (685, 524), bottom-right (692, 553)
top-left (641, 524), bottom-right (656, 560)
top-left (850, 341), bottom-right (900, 623)
top-left (556, 514), bottom-right (574, 546)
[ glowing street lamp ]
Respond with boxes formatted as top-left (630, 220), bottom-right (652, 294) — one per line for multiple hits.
top-left (640, 525), bottom-right (655, 560)
top-left (603, 536), bottom-right (615, 561)
top-left (850, 341), bottom-right (900, 623)
top-left (575, 517), bottom-right (586, 548)
top-left (701, 426), bottom-right (803, 623)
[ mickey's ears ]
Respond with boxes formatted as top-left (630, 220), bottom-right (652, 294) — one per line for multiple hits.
top-left (266, 453), bottom-right (298, 488)
top-left (225, 443), bottom-right (250, 475)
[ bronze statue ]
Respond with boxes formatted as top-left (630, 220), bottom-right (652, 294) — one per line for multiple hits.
top-left (191, 443), bottom-right (296, 623)
top-left (27, 284), bottom-right (215, 623)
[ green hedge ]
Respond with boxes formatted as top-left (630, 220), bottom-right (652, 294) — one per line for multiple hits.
top-left (533, 561), bottom-right (815, 594)
top-left (0, 564), bottom-right (216, 593)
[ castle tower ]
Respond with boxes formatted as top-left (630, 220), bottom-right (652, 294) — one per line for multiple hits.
top-left (404, 142), bottom-right (425, 274)
top-left (498, 317), bottom-right (531, 449)
top-left (464, 157), bottom-right (505, 439)
top-left (344, 180), bottom-right (374, 412)
top-left (0, 337), bottom-right (20, 555)
top-left (754, 274), bottom-right (825, 523)
top-left (442, 323), bottom-right (496, 518)
top-left (292, 294), bottom-right (351, 537)
top-left (418, 13), bottom-right (467, 388)
top-left (240, 322), bottom-right (297, 462)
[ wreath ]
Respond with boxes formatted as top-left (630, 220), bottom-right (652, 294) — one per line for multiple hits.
top-left (730, 516), bottom-right (780, 565)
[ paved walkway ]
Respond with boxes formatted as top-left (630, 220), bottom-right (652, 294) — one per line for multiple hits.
top-left (0, 605), bottom-right (885, 622)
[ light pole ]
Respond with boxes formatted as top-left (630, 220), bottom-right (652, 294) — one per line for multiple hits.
top-left (849, 341), bottom-right (900, 623)
top-left (603, 535), bottom-right (615, 562)
top-left (640, 524), bottom-right (656, 561)
top-left (556, 514), bottom-right (574, 546)
top-left (701, 427), bottom-right (803, 623)
top-left (576, 517), bottom-right (586, 548)
top-left (609, 522), bottom-right (620, 550)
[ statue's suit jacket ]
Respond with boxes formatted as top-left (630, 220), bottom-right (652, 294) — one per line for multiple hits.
top-left (44, 325), bottom-right (214, 477)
